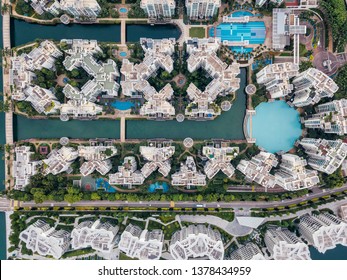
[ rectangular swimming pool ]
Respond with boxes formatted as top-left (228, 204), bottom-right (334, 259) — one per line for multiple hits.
top-left (211, 22), bottom-right (266, 45)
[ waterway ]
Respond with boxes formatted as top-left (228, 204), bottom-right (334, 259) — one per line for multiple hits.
top-left (10, 19), bottom-right (181, 47)
top-left (310, 245), bottom-right (347, 260)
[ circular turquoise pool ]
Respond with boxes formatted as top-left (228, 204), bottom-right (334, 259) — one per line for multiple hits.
top-left (119, 8), bottom-right (128, 13)
top-left (248, 101), bottom-right (302, 153)
top-left (119, 51), bottom-right (127, 57)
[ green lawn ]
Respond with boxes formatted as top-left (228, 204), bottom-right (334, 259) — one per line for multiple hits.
top-left (189, 27), bottom-right (206, 38)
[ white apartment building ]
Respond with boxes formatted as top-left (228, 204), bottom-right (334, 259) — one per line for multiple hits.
top-left (228, 243), bottom-right (265, 260)
top-left (185, 38), bottom-right (240, 119)
top-left (140, 0), bottom-right (176, 18)
top-left (264, 227), bottom-right (311, 260)
top-left (62, 39), bottom-right (120, 100)
top-left (78, 144), bottom-right (117, 176)
top-left (109, 156), bottom-right (145, 188)
top-left (202, 144), bottom-right (239, 179)
top-left (10, 41), bottom-right (63, 114)
top-left (274, 154), bottom-right (320, 191)
top-left (298, 213), bottom-right (347, 253)
top-left (140, 140), bottom-right (175, 178)
top-left (292, 68), bottom-right (339, 107)
top-left (299, 138), bottom-right (347, 174)
top-left (71, 220), bottom-right (119, 253)
top-left (185, 0), bottom-right (221, 20)
top-left (169, 224), bottom-right (224, 260)
top-left (13, 146), bottom-right (41, 190)
top-left (256, 62), bottom-right (299, 99)
top-left (60, 99), bottom-right (103, 120)
top-left (43, 147), bottom-right (78, 175)
top-left (60, 0), bottom-right (101, 18)
top-left (138, 82), bottom-right (176, 119)
top-left (119, 224), bottom-right (164, 260)
top-left (236, 152), bottom-right (278, 189)
top-left (255, 0), bottom-right (267, 7)
top-left (303, 99), bottom-right (347, 135)
top-left (121, 38), bottom-right (176, 115)
top-left (24, 86), bottom-right (61, 115)
top-left (25, 0), bottom-right (62, 16)
top-left (19, 220), bottom-right (70, 259)
top-left (171, 156), bottom-right (207, 187)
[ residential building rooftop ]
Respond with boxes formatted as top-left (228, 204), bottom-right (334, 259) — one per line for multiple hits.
top-left (19, 220), bottom-right (70, 259)
top-left (71, 220), bottom-right (119, 253)
top-left (119, 224), bottom-right (164, 260)
top-left (169, 224), bottom-right (224, 260)
top-left (298, 213), bottom-right (347, 254)
top-left (43, 147), bottom-right (78, 175)
top-left (228, 243), bottom-right (265, 260)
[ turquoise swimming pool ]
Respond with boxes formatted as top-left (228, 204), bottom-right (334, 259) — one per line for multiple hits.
top-left (148, 182), bottom-right (169, 193)
top-left (119, 51), bottom-right (127, 57)
top-left (111, 101), bottom-right (134, 110)
top-left (96, 178), bottom-right (116, 193)
top-left (211, 21), bottom-right (266, 45)
top-left (231, 11), bottom-right (253, 17)
top-left (230, 46), bottom-right (253, 54)
top-left (119, 8), bottom-right (128, 13)
top-left (248, 101), bottom-right (302, 153)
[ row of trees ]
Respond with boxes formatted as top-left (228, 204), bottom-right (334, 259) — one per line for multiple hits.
top-left (320, 0), bottom-right (347, 52)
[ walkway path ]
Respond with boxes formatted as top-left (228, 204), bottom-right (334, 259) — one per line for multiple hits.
top-left (120, 19), bottom-right (126, 46)
top-left (120, 117), bottom-right (126, 143)
top-left (2, 0), bottom-right (14, 191)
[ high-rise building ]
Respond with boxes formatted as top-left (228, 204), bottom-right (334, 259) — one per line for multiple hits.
top-left (19, 220), bottom-right (70, 259)
top-left (264, 227), bottom-right (311, 260)
top-left (140, 0), bottom-right (176, 18)
top-left (303, 99), bottom-right (347, 135)
top-left (292, 68), bottom-right (339, 107)
top-left (185, 0), bottom-right (221, 20)
top-left (299, 138), bottom-right (347, 174)
top-left (60, 0), bottom-right (101, 18)
top-left (256, 63), bottom-right (299, 99)
top-left (228, 243), bottom-right (265, 260)
top-left (298, 213), bottom-right (347, 253)
top-left (274, 154), bottom-right (320, 191)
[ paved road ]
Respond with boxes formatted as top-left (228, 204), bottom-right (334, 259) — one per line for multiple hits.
top-left (17, 185), bottom-right (347, 209)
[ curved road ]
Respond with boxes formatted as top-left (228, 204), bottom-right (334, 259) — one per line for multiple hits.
top-left (18, 185), bottom-right (347, 209)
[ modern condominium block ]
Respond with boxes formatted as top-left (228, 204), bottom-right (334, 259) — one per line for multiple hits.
top-left (43, 147), bottom-right (78, 175)
top-left (62, 39), bottom-right (120, 101)
top-left (78, 143), bottom-right (117, 176)
top-left (19, 220), bottom-right (70, 259)
top-left (60, 0), bottom-right (101, 18)
top-left (60, 99), bottom-right (103, 120)
top-left (298, 213), bottom-right (347, 253)
top-left (10, 41), bottom-right (63, 113)
top-left (236, 152), bottom-right (278, 189)
top-left (255, 0), bottom-right (267, 7)
top-left (24, 86), bottom-right (61, 115)
top-left (25, 0), bottom-right (62, 16)
top-left (228, 243), bottom-right (265, 260)
top-left (185, 38), bottom-right (240, 119)
top-left (292, 68), bottom-right (339, 107)
top-left (274, 154), bottom-right (320, 191)
top-left (171, 156), bottom-right (207, 187)
top-left (138, 82), bottom-right (175, 119)
top-left (264, 227), bottom-right (311, 260)
top-left (121, 38), bottom-right (175, 89)
top-left (256, 63), bottom-right (299, 99)
top-left (140, 140), bottom-right (175, 178)
top-left (299, 138), bottom-right (347, 174)
top-left (185, 0), bottom-right (221, 20)
top-left (169, 224), bottom-right (224, 260)
top-left (140, 0), bottom-right (176, 18)
top-left (118, 224), bottom-right (164, 260)
top-left (13, 146), bottom-right (41, 190)
top-left (202, 142), bottom-right (239, 179)
top-left (109, 156), bottom-right (145, 188)
top-left (71, 220), bottom-right (119, 253)
top-left (303, 99), bottom-right (347, 135)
